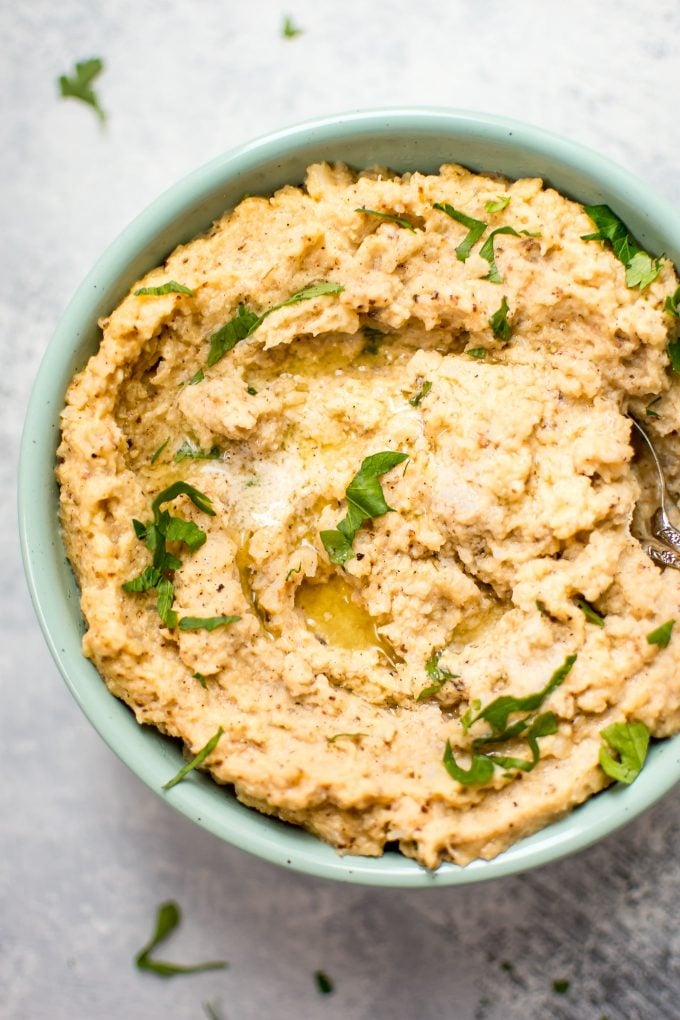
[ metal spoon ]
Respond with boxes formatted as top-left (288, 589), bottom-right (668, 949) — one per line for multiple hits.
top-left (629, 416), bottom-right (680, 569)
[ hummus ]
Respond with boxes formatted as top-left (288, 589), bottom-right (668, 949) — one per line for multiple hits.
top-left (58, 162), bottom-right (680, 868)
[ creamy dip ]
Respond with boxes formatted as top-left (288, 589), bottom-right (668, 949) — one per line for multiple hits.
top-left (58, 162), bottom-right (680, 868)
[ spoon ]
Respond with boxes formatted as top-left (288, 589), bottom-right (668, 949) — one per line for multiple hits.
top-left (629, 416), bottom-right (680, 568)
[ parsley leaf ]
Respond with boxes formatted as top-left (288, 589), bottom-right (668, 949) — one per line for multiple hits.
top-left (433, 202), bottom-right (487, 261)
top-left (417, 651), bottom-right (459, 701)
top-left (443, 740), bottom-right (494, 786)
top-left (246, 385), bottom-right (258, 395)
top-left (150, 438), bottom-right (169, 464)
top-left (665, 285), bottom-right (680, 317)
top-left (282, 15), bottom-right (302, 37)
top-left (315, 971), bottom-right (334, 994)
top-left (479, 227), bottom-right (521, 283)
top-left (489, 296), bottom-right (512, 341)
top-left (599, 721), bottom-right (650, 784)
top-left (174, 441), bottom-right (221, 463)
top-left (409, 380), bottom-right (432, 407)
top-left (668, 342), bottom-right (680, 373)
top-left (58, 58), bottom-right (106, 122)
top-left (485, 196), bottom-right (511, 214)
top-left (582, 205), bottom-right (662, 290)
top-left (135, 901), bottom-right (227, 977)
top-left (320, 451), bottom-right (408, 565)
top-left (163, 728), bottom-right (224, 791)
top-left (193, 672), bottom-right (208, 687)
top-left (356, 207), bottom-right (416, 232)
top-left (178, 615), bottom-right (240, 632)
top-left (645, 395), bottom-right (662, 418)
top-left (151, 481), bottom-right (215, 520)
top-left (467, 348), bottom-right (487, 359)
top-left (553, 980), bottom-right (570, 995)
top-left (646, 619), bottom-right (675, 647)
top-left (188, 368), bottom-right (205, 385)
top-left (469, 654), bottom-right (576, 734)
top-left (576, 597), bottom-right (605, 627)
top-left (135, 281), bottom-right (194, 297)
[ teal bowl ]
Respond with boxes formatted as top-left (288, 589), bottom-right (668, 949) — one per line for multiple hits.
top-left (19, 108), bottom-right (680, 887)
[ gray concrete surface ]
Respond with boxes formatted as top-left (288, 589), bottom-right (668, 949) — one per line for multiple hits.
top-left (2, 2), bottom-right (680, 1017)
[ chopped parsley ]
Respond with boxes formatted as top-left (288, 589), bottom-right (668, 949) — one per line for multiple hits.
top-left (178, 615), bottom-right (240, 632)
top-left (665, 285), bottom-right (680, 317)
top-left (163, 728), bottom-right (224, 790)
top-left (315, 971), bottom-right (334, 994)
top-left (599, 721), bottom-right (650, 785)
top-left (188, 368), bottom-right (205, 386)
top-left (327, 732), bottom-right (367, 744)
top-left (489, 296), bottom-right (512, 341)
top-left (193, 672), bottom-right (208, 687)
top-left (247, 385), bottom-right (258, 395)
top-left (320, 450), bottom-right (408, 565)
top-left (174, 441), bottom-right (222, 463)
top-left (485, 196), bottom-right (511, 214)
top-left (467, 348), bottom-right (487, 359)
top-left (576, 597), bottom-right (605, 627)
top-left (58, 58), bottom-right (106, 122)
top-left (207, 282), bottom-right (343, 368)
top-left (552, 979), bottom-right (570, 995)
top-left (409, 380), bottom-right (432, 407)
top-left (536, 600), bottom-right (549, 615)
top-left (582, 205), bottom-right (662, 290)
top-left (646, 619), bottom-right (675, 647)
top-left (469, 655), bottom-right (575, 734)
top-left (356, 207), bottom-right (416, 232)
top-left (135, 900), bottom-right (227, 977)
top-left (443, 740), bottom-right (495, 785)
top-left (667, 341), bottom-right (680, 373)
top-left (285, 563), bottom-right (302, 582)
top-left (645, 395), bottom-right (662, 419)
top-left (417, 650), bottom-right (459, 701)
top-left (433, 202), bottom-right (487, 261)
top-left (362, 326), bottom-right (385, 355)
top-left (282, 15), bottom-right (302, 37)
top-left (122, 482), bottom-right (215, 628)
top-left (479, 226), bottom-right (521, 283)
top-left (150, 438), bottom-right (169, 464)
top-left (135, 281), bottom-right (194, 297)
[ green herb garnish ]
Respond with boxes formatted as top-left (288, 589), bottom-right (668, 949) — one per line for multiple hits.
top-left (203, 1003), bottom-right (223, 1020)
top-left (58, 58), bottom-right (106, 122)
top-left (285, 563), bottom-right (302, 582)
top-left (467, 348), bottom-right (487, 359)
top-left (163, 728), bottom-right (224, 791)
top-left (536, 600), bottom-right (548, 615)
top-left (247, 385), bottom-right (258, 395)
top-left (178, 616), bottom-right (240, 632)
top-left (553, 980), bottom-right (570, 995)
top-left (417, 651), bottom-right (459, 701)
top-left (433, 202), bottom-right (487, 261)
top-left (188, 368), bottom-right (205, 385)
top-left (150, 438), bottom-right (169, 464)
top-left (282, 15), bottom-right (302, 37)
top-left (174, 441), bottom-right (221, 463)
top-left (409, 380), bottom-right (432, 407)
top-left (320, 450), bottom-right (408, 565)
top-left (327, 732), bottom-right (367, 744)
top-left (135, 281), bottom-right (194, 297)
top-left (479, 226), bottom-right (521, 283)
top-left (315, 971), bottom-right (334, 994)
top-left (667, 342), bottom-right (680, 373)
top-left (207, 282), bottom-right (344, 368)
top-left (135, 901), bottom-right (227, 977)
top-left (489, 296), bottom-right (512, 342)
top-left (443, 740), bottom-right (495, 786)
top-left (469, 654), bottom-right (576, 734)
top-left (645, 395), bottom-right (662, 418)
top-left (485, 196), bottom-right (511, 214)
top-left (599, 721), bottom-right (650, 785)
top-left (646, 619), bottom-right (675, 647)
top-left (582, 205), bottom-right (662, 290)
top-left (362, 325), bottom-right (384, 355)
top-left (665, 286), bottom-right (680, 317)
top-left (461, 698), bottom-right (482, 731)
top-left (576, 598), bottom-right (605, 627)
top-left (193, 672), bottom-right (207, 687)
top-left (356, 207), bottom-right (416, 232)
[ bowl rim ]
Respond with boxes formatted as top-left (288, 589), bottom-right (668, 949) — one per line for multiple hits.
top-left (19, 106), bottom-right (680, 887)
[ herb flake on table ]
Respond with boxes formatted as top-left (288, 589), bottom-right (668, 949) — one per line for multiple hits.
top-left (356, 207), bottom-right (416, 232)
top-left (320, 450), bottom-right (408, 565)
top-left (665, 285), bottom-right (680, 317)
top-left (282, 15), bottom-right (302, 37)
top-left (409, 380), bottom-right (432, 407)
top-left (433, 202), bottom-right (487, 261)
top-left (417, 650), bottom-right (459, 701)
top-left (135, 281), bottom-right (194, 297)
top-left (576, 597), bottom-right (605, 627)
top-left (485, 196), bottom-right (511, 214)
top-left (489, 296), bottom-right (513, 341)
top-left (135, 900), bottom-right (227, 977)
top-left (552, 979), bottom-right (570, 994)
top-left (582, 205), bottom-right (663, 290)
top-left (178, 615), bottom-right (240, 632)
top-left (314, 970), bottom-right (334, 994)
top-left (163, 728), bottom-right (224, 790)
top-left (646, 618), bottom-right (675, 647)
top-left (58, 58), bottom-right (106, 122)
top-left (599, 721), bottom-right (649, 784)
top-left (207, 282), bottom-right (344, 367)
top-left (479, 226), bottom-right (521, 283)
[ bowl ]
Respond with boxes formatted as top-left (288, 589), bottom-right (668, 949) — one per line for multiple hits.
top-left (19, 108), bottom-right (680, 887)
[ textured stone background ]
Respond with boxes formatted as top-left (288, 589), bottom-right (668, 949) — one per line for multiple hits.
top-left (2, 2), bottom-right (680, 1018)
